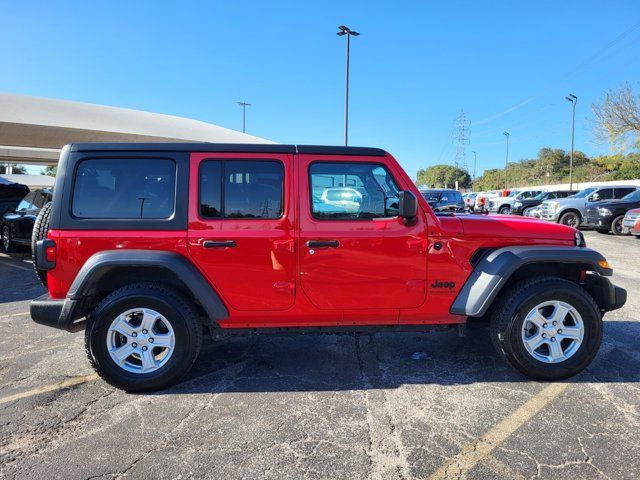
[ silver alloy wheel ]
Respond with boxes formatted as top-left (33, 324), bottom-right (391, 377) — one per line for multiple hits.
top-left (106, 308), bottom-right (175, 374)
top-left (2, 226), bottom-right (9, 250)
top-left (521, 300), bottom-right (584, 364)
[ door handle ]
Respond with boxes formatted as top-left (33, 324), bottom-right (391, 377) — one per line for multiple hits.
top-left (203, 240), bottom-right (236, 248)
top-left (306, 240), bottom-right (339, 248)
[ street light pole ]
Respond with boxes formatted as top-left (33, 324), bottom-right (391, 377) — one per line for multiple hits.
top-left (237, 101), bottom-right (251, 133)
top-left (565, 94), bottom-right (577, 190)
top-left (337, 25), bottom-right (360, 146)
top-left (503, 132), bottom-right (510, 189)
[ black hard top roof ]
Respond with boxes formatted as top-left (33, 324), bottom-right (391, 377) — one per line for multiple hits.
top-left (69, 143), bottom-right (387, 157)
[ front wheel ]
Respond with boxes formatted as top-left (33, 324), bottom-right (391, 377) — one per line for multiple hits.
top-left (489, 277), bottom-right (602, 380)
top-left (498, 205), bottom-right (511, 215)
top-left (85, 283), bottom-right (203, 392)
top-left (610, 215), bottom-right (627, 235)
top-left (1, 225), bottom-right (16, 252)
top-left (559, 211), bottom-right (581, 227)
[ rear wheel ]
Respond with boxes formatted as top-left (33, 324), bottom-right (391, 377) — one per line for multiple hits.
top-left (31, 201), bottom-right (52, 286)
top-left (85, 283), bottom-right (203, 392)
top-left (489, 277), bottom-right (602, 380)
top-left (610, 215), bottom-right (626, 235)
top-left (559, 211), bottom-right (581, 228)
top-left (1, 225), bottom-right (16, 252)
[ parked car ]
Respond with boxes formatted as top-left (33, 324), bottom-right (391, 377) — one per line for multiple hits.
top-left (1, 188), bottom-right (52, 252)
top-left (30, 142), bottom-right (625, 391)
top-left (511, 190), bottom-right (578, 216)
top-left (539, 185), bottom-right (639, 227)
top-left (474, 190), bottom-right (500, 212)
top-left (585, 189), bottom-right (640, 235)
top-left (0, 178), bottom-right (30, 217)
top-left (420, 188), bottom-right (464, 212)
top-left (489, 189), bottom-right (545, 215)
top-left (462, 192), bottom-right (477, 211)
top-left (623, 208), bottom-right (640, 238)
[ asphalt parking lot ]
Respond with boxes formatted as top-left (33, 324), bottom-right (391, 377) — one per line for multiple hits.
top-left (0, 231), bottom-right (639, 480)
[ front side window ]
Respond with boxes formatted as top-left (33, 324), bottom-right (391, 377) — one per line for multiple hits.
top-left (199, 160), bottom-right (284, 219)
top-left (72, 159), bottom-right (176, 219)
top-left (310, 162), bottom-right (400, 220)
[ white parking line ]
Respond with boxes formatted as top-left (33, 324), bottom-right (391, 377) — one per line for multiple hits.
top-left (0, 312), bottom-right (30, 320)
top-left (430, 382), bottom-right (570, 479)
top-left (0, 374), bottom-right (99, 405)
top-left (0, 260), bottom-right (31, 272)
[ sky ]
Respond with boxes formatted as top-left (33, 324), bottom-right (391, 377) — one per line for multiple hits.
top-left (2, 1), bottom-right (640, 178)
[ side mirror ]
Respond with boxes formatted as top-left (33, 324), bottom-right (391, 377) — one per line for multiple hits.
top-left (398, 191), bottom-right (418, 222)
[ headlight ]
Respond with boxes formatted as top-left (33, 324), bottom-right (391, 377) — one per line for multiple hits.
top-left (598, 208), bottom-right (613, 216)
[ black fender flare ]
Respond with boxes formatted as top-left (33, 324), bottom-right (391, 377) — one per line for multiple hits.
top-left (69, 250), bottom-right (229, 320)
top-left (450, 246), bottom-right (614, 317)
top-left (31, 250), bottom-right (228, 331)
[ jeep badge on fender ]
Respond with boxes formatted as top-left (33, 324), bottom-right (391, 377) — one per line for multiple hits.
top-left (29, 142), bottom-right (626, 391)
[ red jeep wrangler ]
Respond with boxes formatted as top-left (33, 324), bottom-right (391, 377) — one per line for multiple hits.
top-left (30, 143), bottom-right (626, 391)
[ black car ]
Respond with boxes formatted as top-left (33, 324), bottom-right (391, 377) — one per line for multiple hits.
top-left (1, 188), bottom-right (52, 252)
top-left (420, 188), bottom-right (465, 212)
top-left (585, 188), bottom-right (640, 235)
top-left (511, 190), bottom-right (578, 216)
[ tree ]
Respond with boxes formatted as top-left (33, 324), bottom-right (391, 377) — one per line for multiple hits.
top-left (416, 165), bottom-right (471, 189)
top-left (0, 164), bottom-right (27, 174)
top-left (42, 165), bottom-right (57, 176)
top-left (593, 83), bottom-right (640, 151)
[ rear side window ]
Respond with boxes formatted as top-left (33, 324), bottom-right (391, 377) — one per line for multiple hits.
top-left (199, 160), bottom-right (284, 219)
top-left (615, 187), bottom-right (636, 199)
top-left (72, 159), bottom-right (176, 219)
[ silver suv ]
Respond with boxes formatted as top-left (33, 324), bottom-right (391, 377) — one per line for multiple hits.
top-left (488, 189), bottom-right (544, 215)
top-left (539, 185), bottom-right (638, 227)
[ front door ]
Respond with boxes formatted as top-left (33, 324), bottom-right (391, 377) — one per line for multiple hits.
top-left (187, 153), bottom-right (296, 311)
top-left (297, 155), bottom-right (428, 314)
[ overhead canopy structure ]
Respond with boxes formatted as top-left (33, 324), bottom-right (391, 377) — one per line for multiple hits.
top-left (0, 93), bottom-right (273, 166)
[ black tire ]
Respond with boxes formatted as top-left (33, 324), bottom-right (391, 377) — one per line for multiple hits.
top-left (1, 224), bottom-right (16, 253)
top-left (522, 207), bottom-right (533, 217)
top-left (610, 215), bottom-right (626, 236)
top-left (498, 205), bottom-right (511, 215)
top-left (85, 283), bottom-right (203, 392)
top-left (31, 201), bottom-right (52, 286)
top-left (489, 276), bottom-right (602, 381)
top-left (559, 211), bottom-right (581, 227)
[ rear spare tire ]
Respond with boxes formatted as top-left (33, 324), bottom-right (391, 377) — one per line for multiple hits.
top-left (31, 201), bottom-right (52, 286)
top-left (489, 276), bottom-right (602, 380)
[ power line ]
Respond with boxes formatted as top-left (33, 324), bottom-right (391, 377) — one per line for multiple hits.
top-left (471, 20), bottom-right (640, 126)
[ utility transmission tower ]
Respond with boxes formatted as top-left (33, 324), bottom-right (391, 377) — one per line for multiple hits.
top-left (454, 110), bottom-right (470, 172)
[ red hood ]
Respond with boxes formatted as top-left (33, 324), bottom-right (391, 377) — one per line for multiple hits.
top-left (456, 214), bottom-right (576, 243)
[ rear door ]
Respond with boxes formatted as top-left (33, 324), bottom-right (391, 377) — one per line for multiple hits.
top-left (187, 153), bottom-right (296, 311)
top-left (297, 154), bottom-right (428, 318)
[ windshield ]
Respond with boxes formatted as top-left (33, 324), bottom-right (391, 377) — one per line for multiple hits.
top-left (570, 187), bottom-right (597, 198)
top-left (622, 189), bottom-right (640, 201)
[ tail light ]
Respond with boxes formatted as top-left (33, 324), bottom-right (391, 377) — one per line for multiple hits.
top-left (36, 239), bottom-right (56, 270)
